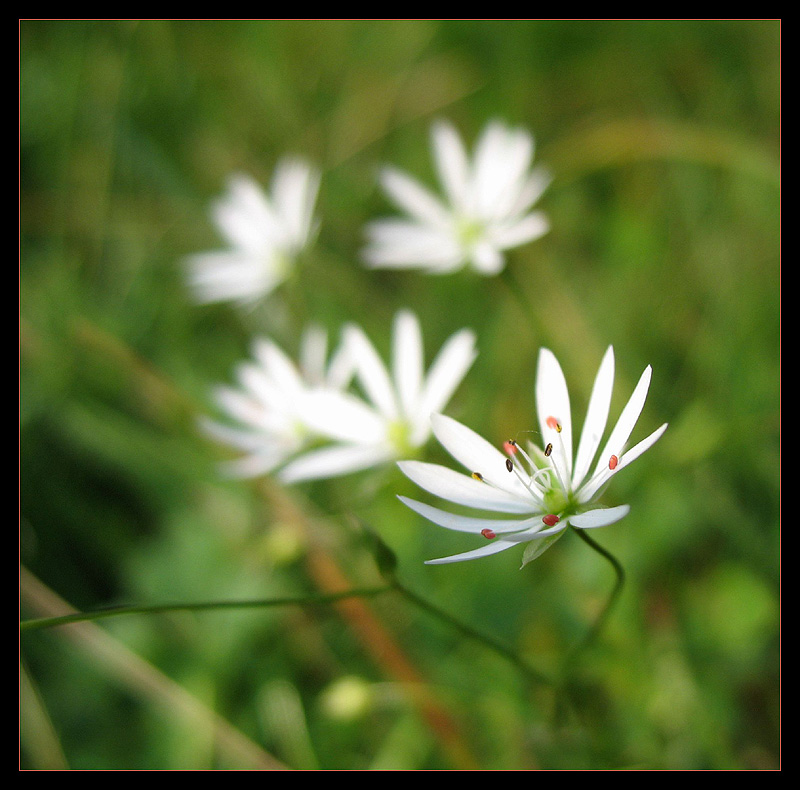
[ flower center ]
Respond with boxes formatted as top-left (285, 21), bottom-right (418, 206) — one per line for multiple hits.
top-left (455, 215), bottom-right (485, 248)
top-left (387, 419), bottom-right (414, 458)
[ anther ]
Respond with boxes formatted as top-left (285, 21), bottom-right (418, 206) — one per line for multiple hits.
top-left (503, 440), bottom-right (518, 455)
top-left (481, 528), bottom-right (497, 540)
top-left (608, 454), bottom-right (619, 470)
top-left (546, 416), bottom-right (562, 433)
top-left (542, 514), bottom-right (560, 527)
top-left (505, 458), bottom-right (514, 472)
top-left (544, 442), bottom-right (553, 457)
top-left (471, 472), bottom-right (484, 482)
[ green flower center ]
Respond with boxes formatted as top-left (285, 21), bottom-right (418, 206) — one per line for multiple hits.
top-left (387, 419), bottom-right (415, 458)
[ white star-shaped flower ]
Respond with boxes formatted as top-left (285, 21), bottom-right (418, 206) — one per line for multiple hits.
top-left (363, 119), bottom-right (551, 276)
top-left (201, 326), bottom-right (353, 479)
top-left (398, 347), bottom-right (668, 566)
top-left (186, 158), bottom-right (320, 306)
top-left (278, 310), bottom-right (477, 483)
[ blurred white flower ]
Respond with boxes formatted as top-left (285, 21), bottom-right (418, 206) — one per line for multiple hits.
top-left (186, 158), bottom-right (320, 306)
top-left (278, 310), bottom-right (477, 483)
top-left (201, 326), bottom-right (353, 478)
top-left (363, 119), bottom-right (550, 276)
top-left (398, 347), bottom-right (668, 566)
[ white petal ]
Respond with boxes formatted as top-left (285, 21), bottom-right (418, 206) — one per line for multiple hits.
top-left (590, 365), bottom-right (653, 479)
top-left (617, 422), bottom-right (668, 471)
top-left (431, 120), bottom-right (470, 210)
top-left (398, 460), bottom-right (538, 514)
top-left (425, 539), bottom-right (520, 565)
top-left (412, 329), bottom-right (477, 442)
top-left (398, 496), bottom-right (544, 534)
top-left (392, 311), bottom-right (423, 420)
top-left (572, 346), bottom-right (615, 490)
top-left (536, 348), bottom-right (574, 480)
top-left (186, 251), bottom-right (280, 305)
top-left (212, 174), bottom-right (279, 253)
top-left (568, 504), bottom-right (630, 530)
top-left (578, 422), bottom-right (668, 503)
top-left (279, 443), bottom-right (391, 483)
top-left (379, 166), bottom-right (451, 229)
top-left (297, 389), bottom-right (387, 444)
top-left (489, 211), bottom-right (550, 250)
top-left (252, 338), bottom-right (304, 395)
top-left (363, 219), bottom-right (463, 271)
top-left (342, 324), bottom-right (399, 420)
top-left (271, 158), bottom-right (320, 250)
top-left (469, 241), bottom-right (505, 275)
top-left (472, 122), bottom-right (533, 219)
top-left (431, 414), bottom-right (519, 493)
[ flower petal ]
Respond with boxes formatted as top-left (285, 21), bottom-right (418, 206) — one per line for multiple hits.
top-left (568, 504), bottom-right (630, 530)
top-left (424, 539), bottom-right (520, 565)
top-left (342, 324), bottom-right (399, 420)
top-left (572, 346), bottom-right (615, 490)
top-left (279, 443), bottom-right (391, 483)
top-left (392, 311), bottom-right (423, 421)
top-left (411, 330), bottom-right (477, 443)
top-left (398, 496), bottom-right (544, 534)
top-left (431, 120), bottom-right (470, 210)
top-left (431, 414), bottom-right (521, 494)
top-left (379, 166), bottom-right (451, 229)
top-left (590, 364), bottom-right (653, 479)
top-left (536, 347), bottom-right (573, 481)
top-left (398, 460), bottom-right (538, 514)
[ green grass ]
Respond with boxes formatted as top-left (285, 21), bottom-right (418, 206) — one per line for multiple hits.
top-left (21, 20), bottom-right (780, 770)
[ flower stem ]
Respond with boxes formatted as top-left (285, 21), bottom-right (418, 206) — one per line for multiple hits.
top-left (563, 528), bottom-right (626, 669)
top-left (391, 579), bottom-right (554, 687)
top-left (19, 586), bottom-right (393, 632)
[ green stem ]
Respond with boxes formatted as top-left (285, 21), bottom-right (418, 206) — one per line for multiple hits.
top-left (392, 579), bottom-right (553, 687)
top-left (20, 586), bottom-right (393, 633)
top-left (563, 528), bottom-right (626, 669)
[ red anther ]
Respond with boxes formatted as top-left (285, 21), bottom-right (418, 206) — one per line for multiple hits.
top-left (481, 528), bottom-right (497, 540)
top-left (542, 514), bottom-right (560, 527)
top-left (546, 416), bottom-right (561, 432)
top-left (608, 454), bottom-right (619, 470)
top-left (544, 442), bottom-right (553, 457)
top-left (505, 458), bottom-right (514, 473)
top-left (503, 440), bottom-right (518, 454)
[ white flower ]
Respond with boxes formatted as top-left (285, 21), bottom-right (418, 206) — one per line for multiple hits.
top-left (363, 119), bottom-right (551, 276)
top-left (201, 326), bottom-right (353, 478)
top-left (398, 347), bottom-right (668, 566)
top-left (186, 158), bottom-right (320, 306)
top-left (278, 310), bottom-right (477, 483)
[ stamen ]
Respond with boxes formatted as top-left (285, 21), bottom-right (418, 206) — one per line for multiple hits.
top-left (471, 472), bottom-right (484, 482)
top-left (608, 454), bottom-right (619, 470)
top-left (542, 514), bottom-right (560, 527)
top-left (505, 458), bottom-right (514, 473)
top-left (481, 528), bottom-right (496, 540)
top-left (544, 442), bottom-right (553, 457)
top-left (546, 416), bottom-right (562, 433)
top-left (503, 440), bottom-right (518, 455)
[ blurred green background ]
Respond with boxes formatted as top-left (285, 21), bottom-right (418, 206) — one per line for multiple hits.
top-left (20, 20), bottom-right (780, 770)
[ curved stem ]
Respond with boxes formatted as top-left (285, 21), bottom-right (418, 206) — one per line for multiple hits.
top-left (20, 586), bottom-right (393, 633)
top-left (563, 528), bottom-right (625, 669)
top-left (391, 579), bottom-right (554, 687)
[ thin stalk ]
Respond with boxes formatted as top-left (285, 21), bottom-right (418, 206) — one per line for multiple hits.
top-left (392, 579), bottom-right (553, 687)
top-left (563, 527), bottom-right (625, 669)
top-left (20, 586), bottom-right (393, 633)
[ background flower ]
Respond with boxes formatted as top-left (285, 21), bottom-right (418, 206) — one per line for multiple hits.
top-left (399, 347), bottom-right (668, 565)
top-left (201, 326), bottom-right (353, 478)
top-left (279, 310), bottom-right (477, 482)
top-left (186, 158), bottom-right (320, 305)
top-left (363, 119), bottom-right (551, 275)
